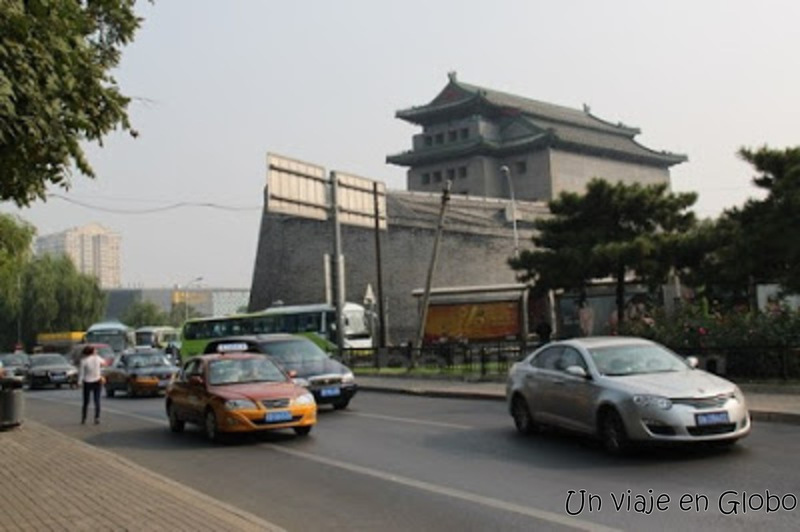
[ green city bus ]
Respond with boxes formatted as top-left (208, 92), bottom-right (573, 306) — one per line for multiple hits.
top-left (180, 302), bottom-right (372, 357)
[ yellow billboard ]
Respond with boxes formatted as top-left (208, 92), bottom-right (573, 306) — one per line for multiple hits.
top-left (423, 301), bottom-right (521, 343)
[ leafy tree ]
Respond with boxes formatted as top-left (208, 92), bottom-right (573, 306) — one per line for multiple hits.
top-left (0, 0), bottom-right (143, 206)
top-left (0, 213), bottom-right (35, 348)
top-left (19, 254), bottom-right (105, 347)
top-left (725, 146), bottom-right (800, 294)
top-left (510, 179), bottom-right (697, 326)
top-left (121, 300), bottom-right (169, 328)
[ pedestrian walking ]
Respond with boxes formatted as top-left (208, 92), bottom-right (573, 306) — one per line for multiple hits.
top-left (78, 345), bottom-right (104, 424)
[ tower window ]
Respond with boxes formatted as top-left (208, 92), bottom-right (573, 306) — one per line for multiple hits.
top-left (421, 173), bottom-right (431, 185)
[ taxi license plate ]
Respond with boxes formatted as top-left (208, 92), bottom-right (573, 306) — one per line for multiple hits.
top-left (320, 387), bottom-right (341, 397)
top-left (696, 412), bottom-right (730, 426)
top-left (265, 411), bottom-right (292, 423)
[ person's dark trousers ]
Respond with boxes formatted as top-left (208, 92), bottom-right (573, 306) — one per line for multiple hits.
top-left (82, 381), bottom-right (101, 423)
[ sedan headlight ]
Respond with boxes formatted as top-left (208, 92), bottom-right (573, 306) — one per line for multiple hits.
top-left (633, 394), bottom-right (673, 410)
top-left (224, 399), bottom-right (257, 410)
top-left (292, 392), bottom-right (316, 406)
top-left (732, 386), bottom-right (745, 403)
top-left (341, 371), bottom-right (355, 384)
top-left (67, 368), bottom-right (78, 376)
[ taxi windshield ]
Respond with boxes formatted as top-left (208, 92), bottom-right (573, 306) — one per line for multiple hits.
top-left (208, 357), bottom-right (287, 385)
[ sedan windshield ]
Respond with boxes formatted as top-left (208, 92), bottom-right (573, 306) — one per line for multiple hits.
top-left (208, 358), bottom-right (287, 385)
top-left (30, 354), bottom-right (68, 367)
top-left (124, 354), bottom-right (170, 368)
top-left (589, 343), bottom-right (688, 376)
top-left (0, 353), bottom-right (28, 366)
top-left (258, 340), bottom-right (328, 369)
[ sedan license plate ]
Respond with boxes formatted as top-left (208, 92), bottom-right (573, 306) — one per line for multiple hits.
top-left (320, 387), bottom-right (341, 398)
top-left (50, 374), bottom-right (66, 382)
top-left (265, 410), bottom-right (292, 423)
top-left (158, 380), bottom-right (170, 387)
top-left (696, 411), bottom-right (730, 426)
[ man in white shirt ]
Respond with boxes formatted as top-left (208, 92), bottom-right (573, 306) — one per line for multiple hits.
top-left (78, 345), bottom-right (104, 424)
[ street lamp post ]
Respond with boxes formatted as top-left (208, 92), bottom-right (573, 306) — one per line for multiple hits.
top-left (182, 276), bottom-right (203, 323)
top-left (500, 165), bottom-right (519, 257)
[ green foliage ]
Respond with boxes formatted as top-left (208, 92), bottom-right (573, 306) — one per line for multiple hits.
top-left (725, 146), bottom-right (800, 293)
top-left (510, 179), bottom-right (697, 323)
top-left (121, 300), bottom-right (169, 329)
top-left (0, 0), bottom-right (143, 206)
top-left (621, 303), bottom-right (800, 349)
top-left (18, 254), bottom-right (105, 348)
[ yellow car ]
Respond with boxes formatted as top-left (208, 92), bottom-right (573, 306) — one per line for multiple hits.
top-left (166, 352), bottom-right (316, 441)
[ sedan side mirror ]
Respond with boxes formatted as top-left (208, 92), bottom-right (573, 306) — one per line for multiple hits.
top-left (686, 356), bottom-right (699, 369)
top-left (565, 365), bottom-right (590, 379)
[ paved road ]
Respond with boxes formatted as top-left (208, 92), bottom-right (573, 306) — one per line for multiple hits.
top-left (25, 389), bottom-right (800, 531)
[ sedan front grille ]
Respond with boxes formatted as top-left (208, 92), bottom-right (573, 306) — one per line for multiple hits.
top-left (687, 423), bottom-right (736, 436)
top-left (309, 376), bottom-right (342, 386)
top-left (672, 395), bottom-right (730, 409)
top-left (262, 398), bottom-right (290, 409)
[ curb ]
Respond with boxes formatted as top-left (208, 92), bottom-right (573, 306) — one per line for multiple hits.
top-left (360, 384), bottom-right (506, 402)
top-left (750, 410), bottom-right (800, 426)
top-left (360, 385), bottom-right (800, 426)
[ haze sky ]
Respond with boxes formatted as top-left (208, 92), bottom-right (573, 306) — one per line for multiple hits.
top-left (3, 1), bottom-right (798, 289)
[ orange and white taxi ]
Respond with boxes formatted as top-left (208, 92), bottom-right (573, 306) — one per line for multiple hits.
top-left (165, 350), bottom-right (316, 441)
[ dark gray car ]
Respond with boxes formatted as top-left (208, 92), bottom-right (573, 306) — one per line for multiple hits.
top-left (204, 334), bottom-right (357, 409)
top-left (27, 353), bottom-right (78, 389)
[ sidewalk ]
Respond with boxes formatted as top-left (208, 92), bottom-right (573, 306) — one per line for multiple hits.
top-left (357, 376), bottom-right (800, 425)
top-left (0, 421), bottom-right (285, 532)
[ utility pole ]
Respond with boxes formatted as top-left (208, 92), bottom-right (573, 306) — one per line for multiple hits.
top-left (414, 180), bottom-right (452, 355)
top-left (331, 172), bottom-right (346, 356)
top-left (373, 182), bottom-right (387, 348)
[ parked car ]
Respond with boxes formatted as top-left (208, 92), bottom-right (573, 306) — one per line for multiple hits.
top-left (27, 353), bottom-right (78, 389)
top-left (0, 352), bottom-right (30, 380)
top-left (103, 348), bottom-right (179, 397)
top-left (506, 336), bottom-right (751, 453)
top-left (203, 334), bottom-right (357, 409)
top-left (166, 351), bottom-right (316, 441)
top-left (68, 343), bottom-right (115, 367)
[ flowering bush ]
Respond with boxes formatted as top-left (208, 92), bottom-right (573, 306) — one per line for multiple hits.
top-left (619, 303), bottom-right (800, 349)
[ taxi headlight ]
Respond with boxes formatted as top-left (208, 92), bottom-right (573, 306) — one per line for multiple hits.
top-left (224, 399), bottom-right (257, 410)
top-left (341, 371), bottom-right (355, 384)
top-left (292, 393), bottom-right (315, 406)
top-left (633, 394), bottom-right (672, 410)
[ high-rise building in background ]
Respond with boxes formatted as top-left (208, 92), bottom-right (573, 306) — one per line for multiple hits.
top-left (35, 223), bottom-right (121, 288)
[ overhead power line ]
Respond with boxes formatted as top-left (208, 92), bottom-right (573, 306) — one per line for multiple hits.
top-left (47, 193), bottom-right (261, 214)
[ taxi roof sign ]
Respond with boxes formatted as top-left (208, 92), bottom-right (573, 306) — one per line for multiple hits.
top-left (216, 342), bottom-right (249, 353)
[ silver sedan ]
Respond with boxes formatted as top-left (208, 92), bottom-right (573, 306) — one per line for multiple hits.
top-left (506, 336), bottom-right (751, 453)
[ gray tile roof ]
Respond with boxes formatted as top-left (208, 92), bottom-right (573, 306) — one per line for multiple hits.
top-left (393, 74), bottom-right (686, 167)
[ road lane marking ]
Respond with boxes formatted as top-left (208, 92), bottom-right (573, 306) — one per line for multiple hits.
top-left (343, 411), bottom-right (474, 430)
top-left (31, 395), bottom-right (619, 531)
top-left (31, 395), bottom-right (167, 425)
top-left (266, 445), bottom-right (621, 532)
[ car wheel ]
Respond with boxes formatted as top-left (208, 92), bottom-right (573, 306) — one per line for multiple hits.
top-left (600, 409), bottom-right (630, 454)
top-left (294, 425), bottom-right (312, 436)
top-left (168, 403), bottom-right (185, 433)
top-left (332, 399), bottom-right (350, 410)
top-left (511, 395), bottom-right (537, 435)
top-left (204, 409), bottom-right (219, 442)
top-left (106, 386), bottom-right (115, 398)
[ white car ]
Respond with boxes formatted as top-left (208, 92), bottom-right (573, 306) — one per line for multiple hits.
top-left (506, 336), bottom-right (751, 453)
